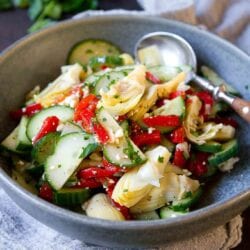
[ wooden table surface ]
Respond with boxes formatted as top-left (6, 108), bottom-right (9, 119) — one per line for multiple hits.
top-left (0, 0), bottom-right (249, 249)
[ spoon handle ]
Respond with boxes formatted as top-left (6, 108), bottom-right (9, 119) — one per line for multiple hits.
top-left (231, 98), bottom-right (250, 123)
top-left (194, 75), bottom-right (250, 123)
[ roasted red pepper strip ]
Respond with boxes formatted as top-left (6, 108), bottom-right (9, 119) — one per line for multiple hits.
top-left (145, 71), bottom-right (161, 84)
top-left (74, 94), bottom-right (98, 133)
top-left (10, 103), bottom-right (42, 120)
top-left (75, 178), bottom-right (102, 189)
top-left (169, 91), bottom-right (186, 100)
top-left (173, 149), bottom-right (186, 167)
top-left (102, 159), bottom-right (122, 174)
top-left (39, 183), bottom-right (53, 202)
top-left (130, 121), bottom-right (143, 135)
top-left (187, 152), bottom-right (210, 177)
top-left (196, 91), bottom-right (213, 118)
top-left (78, 167), bottom-right (120, 179)
top-left (143, 115), bottom-right (180, 127)
top-left (117, 114), bottom-right (127, 122)
top-left (170, 127), bottom-right (186, 144)
top-left (33, 116), bottom-right (59, 143)
top-left (196, 91), bottom-right (213, 105)
top-left (132, 129), bottom-right (161, 147)
top-left (106, 181), bottom-right (132, 220)
top-left (93, 123), bottom-right (110, 144)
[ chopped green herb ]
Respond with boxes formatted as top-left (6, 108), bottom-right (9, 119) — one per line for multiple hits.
top-left (123, 189), bottom-right (128, 192)
top-left (113, 95), bottom-right (119, 99)
top-left (110, 79), bottom-right (116, 85)
top-left (58, 164), bottom-right (62, 168)
top-left (85, 49), bottom-right (93, 54)
top-left (102, 118), bottom-right (107, 122)
top-left (158, 156), bottom-right (164, 163)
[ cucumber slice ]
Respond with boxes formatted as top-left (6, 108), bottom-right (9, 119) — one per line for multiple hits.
top-left (26, 105), bottom-right (73, 141)
top-left (60, 121), bottom-right (83, 136)
top-left (171, 188), bottom-right (202, 212)
top-left (120, 120), bottom-right (130, 136)
top-left (45, 132), bottom-right (97, 190)
top-left (53, 188), bottom-right (90, 207)
top-left (103, 137), bottom-right (147, 167)
top-left (1, 126), bottom-right (21, 153)
top-left (16, 116), bottom-right (32, 151)
top-left (208, 139), bottom-right (238, 167)
top-left (133, 211), bottom-right (160, 220)
top-left (194, 141), bottom-right (222, 153)
top-left (159, 207), bottom-right (187, 219)
top-left (67, 39), bottom-right (121, 65)
top-left (94, 69), bottom-right (131, 95)
top-left (153, 96), bottom-right (185, 119)
top-left (31, 132), bottom-right (60, 165)
top-left (89, 55), bottom-right (123, 71)
top-left (148, 66), bottom-right (180, 82)
top-left (96, 107), bottom-right (124, 142)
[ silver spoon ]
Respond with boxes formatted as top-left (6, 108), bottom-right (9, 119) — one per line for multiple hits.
top-left (135, 32), bottom-right (250, 123)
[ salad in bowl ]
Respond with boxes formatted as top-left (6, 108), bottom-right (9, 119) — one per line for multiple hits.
top-left (1, 39), bottom-right (239, 221)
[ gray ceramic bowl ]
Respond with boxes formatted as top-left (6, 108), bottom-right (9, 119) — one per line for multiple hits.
top-left (0, 16), bottom-right (250, 247)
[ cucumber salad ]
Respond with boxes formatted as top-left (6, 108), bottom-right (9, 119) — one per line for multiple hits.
top-left (1, 39), bottom-right (240, 221)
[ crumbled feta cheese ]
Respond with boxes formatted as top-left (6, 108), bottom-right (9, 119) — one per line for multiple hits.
top-left (18, 160), bottom-right (24, 166)
top-left (115, 129), bottom-right (123, 138)
top-left (59, 93), bottom-right (79, 108)
top-left (182, 169), bottom-right (192, 176)
top-left (82, 86), bottom-right (89, 98)
top-left (176, 142), bottom-right (189, 158)
top-left (56, 123), bottom-right (65, 132)
top-left (148, 127), bottom-right (155, 134)
top-left (219, 157), bottom-right (239, 172)
top-left (115, 154), bottom-right (121, 160)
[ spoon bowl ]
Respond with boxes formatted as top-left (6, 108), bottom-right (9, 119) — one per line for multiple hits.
top-left (135, 31), bottom-right (250, 123)
top-left (135, 31), bottom-right (197, 70)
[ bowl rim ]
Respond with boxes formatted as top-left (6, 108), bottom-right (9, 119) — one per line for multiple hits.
top-left (0, 15), bottom-right (250, 230)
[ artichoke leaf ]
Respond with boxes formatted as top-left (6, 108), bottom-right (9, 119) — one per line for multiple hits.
top-left (157, 71), bottom-right (186, 98)
top-left (99, 65), bottom-right (147, 116)
top-left (112, 146), bottom-right (171, 208)
top-left (34, 63), bottom-right (83, 107)
top-left (84, 193), bottom-right (125, 221)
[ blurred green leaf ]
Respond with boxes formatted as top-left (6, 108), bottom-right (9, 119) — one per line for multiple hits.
top-left (0, 0), bottom-right (13, 10)
top-left (13, 0), bottom-right (29, 8)
top-left (43, 0), bottom-right (62, 19)
top-left (28, 0), bottom-right (43, 20)
top-left (60, 0), bottom-right (98, 13)
top-left (28, 18), bottom-right (56, 33)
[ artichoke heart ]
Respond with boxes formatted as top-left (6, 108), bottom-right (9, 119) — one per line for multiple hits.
top-left (130, 172), bottom-right (200, 213)
top-left (157, 71), bottom-right (186, 98)
top-left (128, 85), bottom-right (158, 121)
top-left (85, 193), bottom-right (125, 221)
top-left (99, 65), bottom-right (147, 116)
top-left (112, 146), bottom-right (171, 208)
top-left (34, 64), bottom-right (83, 107)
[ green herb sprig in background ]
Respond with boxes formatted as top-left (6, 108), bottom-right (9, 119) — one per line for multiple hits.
top-left (0, 0), bottom-right (98, 33)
